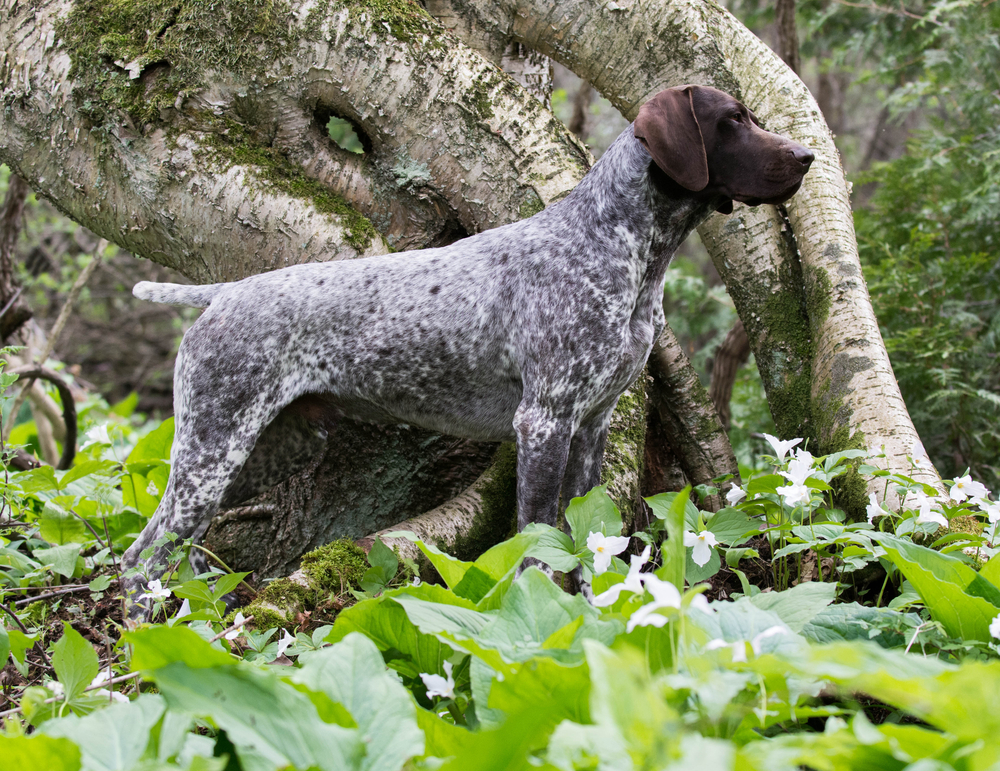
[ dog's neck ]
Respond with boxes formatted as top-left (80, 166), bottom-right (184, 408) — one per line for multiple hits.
top-left (563, 127), bottom-right (721, 293)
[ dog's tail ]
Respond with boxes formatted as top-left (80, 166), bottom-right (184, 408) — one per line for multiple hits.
top-left (133, 281), bottom-right (226, 308)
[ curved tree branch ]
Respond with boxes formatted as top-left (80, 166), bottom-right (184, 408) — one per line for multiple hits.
top-left (8, 365), bottom-right (77, 469)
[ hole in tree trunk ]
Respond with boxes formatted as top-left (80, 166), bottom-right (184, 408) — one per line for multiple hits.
top-left (316, 107), bottom-right (369, 155)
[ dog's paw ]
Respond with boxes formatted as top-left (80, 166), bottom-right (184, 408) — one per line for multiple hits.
top-left (120, 575), bottom-right (155, 626)
top-left (514, 555), bottom-right (554, 581)
top-left (569, 565), bottom-right (595, 604)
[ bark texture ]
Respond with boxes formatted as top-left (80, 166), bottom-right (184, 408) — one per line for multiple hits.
top-left (646, 327), bottom-right (739, 510)
top-left (709, 319), bottom-right (751, 431)
top-left (0, 173), bottom-right (31, 341)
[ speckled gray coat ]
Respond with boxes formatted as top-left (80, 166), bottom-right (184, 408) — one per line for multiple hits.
top-left (122, 86), bottom-right (812, 600)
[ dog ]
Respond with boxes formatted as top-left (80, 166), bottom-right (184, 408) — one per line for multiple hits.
top-left (122, 85), bottom-right (812, 607)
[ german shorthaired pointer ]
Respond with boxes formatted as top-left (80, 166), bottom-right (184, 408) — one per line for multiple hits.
top-left (123, 85), bottom-right (812, 607)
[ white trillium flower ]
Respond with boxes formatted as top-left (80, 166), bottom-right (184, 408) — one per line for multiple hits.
top-left (911, 441), bottom-right (934, 471)
top-left (82, 424), bottom-right (112, 449)
top-left (174, 599), bottom-right (192, 620)
top-left (990, 614), bottom-right (1000, 640)
top-left (762, 433), bottom-right (802, 462)
top-left (866, 493), bottom-right (884, 525)
top-left (88, 671), bottom-right (127, 703)
top-left (593, 545), bottom-right (651, 607)
top-left (275, 629), bottom-right (296, 658)
top-left (907, 491), bottom-right (948, 528)
top-left (224, 612), bottom-right (246, 641)
top-left (980, 499), bottom-right (1000, 524)
top-left (782, 455), bottom-right (814, 486)
top-left (687, 593), bottom-right (715, 615)
top-left (420, 661), bottom-right (456, 700)
top-left (776, 482), bottom-right (811, 507)
top-left (726, 485), bottom-right (747, 506)
top-left (586, 532), bottom-right (631, 575)
top-left (683, 530), bottom-right (719, 567)
top-left (138, 579), bottom-right (171, 602)
top-left (951, 475), bottom-right (990, 503)
top-left (625, 574), bottom-right (681, 633)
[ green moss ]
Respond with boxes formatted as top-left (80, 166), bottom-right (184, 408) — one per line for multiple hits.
top-left (300, 538), bottom-right (369, 593)
top-left (337, 0), bottom-right (443, 44)
top-left (240, 576), bottom-right (314, 629)
top-left (449, 443), bottom-right (518, 562)
top-left (601, 382), bottom-right (647, 529)
top-left (242, 605), bottom-right (289, 631)
top-left (203, 123), bottom-right (379, 252)
top-left (518, 192), bottom-right (545, 220)
top-left (258, 577), bottom-right (314, 608)
top-left (805, 263), bottom-right (834, 332)
top-left (58, 0), bottom-right (297, 126)
top-left (809, 352), bottom-right (876, 519)
top-left (723, 234), bottom-right (814, 442)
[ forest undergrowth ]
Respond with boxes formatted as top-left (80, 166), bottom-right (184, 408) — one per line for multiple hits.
top-left (2, 366), bottom-right (1000, 770)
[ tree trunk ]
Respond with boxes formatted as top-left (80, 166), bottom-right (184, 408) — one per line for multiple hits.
top-left (709, 319), bottom-right (751, 431)
top-left (0, 173), bottom-right (32, 341)
top-left (774, 0), bottom-right (801, 75)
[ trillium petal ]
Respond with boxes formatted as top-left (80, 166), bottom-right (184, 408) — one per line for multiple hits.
top-left (691, 539), bottom-right (713, 567)
top-left (726, 485), bottom-right (746, 505)
top-left (593, 550), bottom-right (613, 575)
top-left (762, 433), bottom-right (802, 461)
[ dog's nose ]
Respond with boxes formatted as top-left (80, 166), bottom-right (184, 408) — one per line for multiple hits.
top-left (792, 145), bottom-right (814, 168)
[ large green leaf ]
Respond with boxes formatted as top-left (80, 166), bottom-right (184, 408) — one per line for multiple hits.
top-left (126, 418), bottom-right (175, 463)
top-left (42, 694), bottom-right (165, 771)
top-left (872, 533), bottom-right (1000, 641)
top-left (704, 507), bottom-right (755, 546)
top-left (0, 735), bottom-right (81, 771)
top-left (381, 531), bottom-right (471, 588)
top-left (39, 502), bottom-right (89, 545)
top-left (33, 543), bottom-right (83, 578)
top-left (763, 641), bottom-right (1000, 764)
top-left (565, 486), bottom-right (622, 548)
top-left (291, 634), bottom-right (424, 771)
top-left (52, 623), bottom-right (100, 702)
top-left (475, 568), bottom-right (620, 665)
top-left (488, 656), bottom-right (591, 728)
top-left (524, 527), bottom-right (578, 573)
top-left (126, 625), bottom-right (237, 671)
top-left (327, 586), bottom-right (462, 676)
top-left (151, 661), bottom-right (365, 771)
top-left (801, 603), bottom-right (910, 647)
top-left (750, 582), bottom-right (836, 633)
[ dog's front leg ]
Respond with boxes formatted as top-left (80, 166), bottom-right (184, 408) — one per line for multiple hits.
top-left (513, 400), bottom-right (574, 531)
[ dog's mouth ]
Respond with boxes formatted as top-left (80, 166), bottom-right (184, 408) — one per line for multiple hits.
top-left (733, 178), bottom-right (804, 208)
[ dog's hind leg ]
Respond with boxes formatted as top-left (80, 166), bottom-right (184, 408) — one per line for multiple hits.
top-left (120, 392), bottom-right (285, 615)
top-left (562, 408), bottom-right (616, 507)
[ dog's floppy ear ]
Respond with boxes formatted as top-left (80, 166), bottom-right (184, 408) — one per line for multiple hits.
top-left (634, 86), bottom-right (709, 192)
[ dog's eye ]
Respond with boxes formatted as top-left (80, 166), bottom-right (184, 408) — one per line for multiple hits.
top-left (730, 113), bottom-right (743, 124)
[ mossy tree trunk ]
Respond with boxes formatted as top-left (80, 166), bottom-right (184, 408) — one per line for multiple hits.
top-left (1, 0), bottom-right (938, 582)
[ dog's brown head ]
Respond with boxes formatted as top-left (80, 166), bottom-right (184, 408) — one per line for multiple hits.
top-left (634, 85), bottom-right (813, 215)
